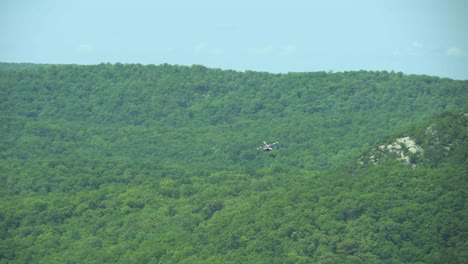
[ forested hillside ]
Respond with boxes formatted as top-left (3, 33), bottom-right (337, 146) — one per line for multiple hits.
top-left (1, 63), bottom-right (466, 169)
top-left (1, 63), bottom-right (467, 263)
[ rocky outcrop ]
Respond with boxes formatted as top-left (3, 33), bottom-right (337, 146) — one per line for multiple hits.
top-left (359, 112), bottom-right (466, 168)
top-left (359, 136), bottom-right (423, 166)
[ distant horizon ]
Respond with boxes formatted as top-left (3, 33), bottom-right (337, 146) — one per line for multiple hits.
top-left (1, 60), bottom-right (465, 81)
top-left (2, 0), bottom-right (467, 80)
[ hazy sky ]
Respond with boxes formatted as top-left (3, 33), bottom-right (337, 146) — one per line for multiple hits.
top-left (1, 0), bottom-right (467, 79)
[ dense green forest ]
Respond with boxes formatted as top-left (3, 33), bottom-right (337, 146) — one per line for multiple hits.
top-left (0, 63), bottom-right (467, 263)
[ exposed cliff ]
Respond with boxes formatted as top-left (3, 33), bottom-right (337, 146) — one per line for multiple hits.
top-left (359, 112), bottom-right (467, 167)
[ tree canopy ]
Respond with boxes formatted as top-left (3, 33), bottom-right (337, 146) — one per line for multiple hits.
top-left (1, 63), bottom-right (467, 263)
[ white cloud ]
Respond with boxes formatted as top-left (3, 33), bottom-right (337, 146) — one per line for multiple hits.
top-left (77, 44), bottom-right (95, 53)
top-left (392, 41), bottom-right (426, 56)
top-left (411, 41), bottom-right (423, 49)
top-left (193, 43), bottom-right (223, 56)
top-left (446, 47), bottom-right (466, 57)
top-left (280, 44), bottom-right (298, 56)
top-left (193, 43), bottom-right (207, 54)
top-left (247, 44), bottom-right (298, 56)
top-left (392, 48), bottom-right (401, 56)
top-left (248, 45), bottom-right (274, 55)
top-left (144, 47), bottom-right (174, 53)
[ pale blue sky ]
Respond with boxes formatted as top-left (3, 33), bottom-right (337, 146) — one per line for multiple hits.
top-left (1, 0), bottom-right (467, 79)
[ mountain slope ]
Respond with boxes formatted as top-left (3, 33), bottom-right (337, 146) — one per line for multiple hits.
top-left (1, 111), bottom-right (466, 263)
top-left (1, 63), bottom-right (467, 170)
top-left (1, 62), bottom-right (467, 263)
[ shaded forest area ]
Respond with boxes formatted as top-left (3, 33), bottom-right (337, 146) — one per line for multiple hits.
top-left (1, 63), bottom-right (467, 263)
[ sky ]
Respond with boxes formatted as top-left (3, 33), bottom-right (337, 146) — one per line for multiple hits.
top-left (1, 0), bottom-right (467, 80)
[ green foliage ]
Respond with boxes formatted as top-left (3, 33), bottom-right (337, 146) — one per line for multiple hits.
top-left (0, 63), bottom-right (467, 263)
top-left (1, 64), bottom-right (467, 169)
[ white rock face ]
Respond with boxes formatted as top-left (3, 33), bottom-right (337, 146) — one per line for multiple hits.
top-left (396, 137), bottom-right (423, 153)
top-left (388, 137), bottom-right (423, 164)
top-left (363, 136), bottom-right (423, 166)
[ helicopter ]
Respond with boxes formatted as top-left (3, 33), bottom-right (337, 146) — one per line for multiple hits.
top-left (258, 141), bottom-right (280, 158)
